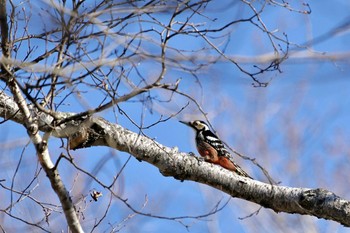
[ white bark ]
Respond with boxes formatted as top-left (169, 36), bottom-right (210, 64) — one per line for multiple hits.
top-left (0, 91), bottom-right (349, 227)
top-left (0, 91), bottom-right (84, 233)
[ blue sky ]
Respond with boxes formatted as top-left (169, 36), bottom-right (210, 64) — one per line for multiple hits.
top-left (1, 0), bottom-right (350, 232)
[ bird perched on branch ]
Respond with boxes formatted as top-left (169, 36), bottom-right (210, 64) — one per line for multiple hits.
top-left (180, 120), bottom-right (252, 179)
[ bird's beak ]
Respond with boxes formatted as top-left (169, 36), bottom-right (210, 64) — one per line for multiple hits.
top-left (179, 120), bottom-right (191, 127)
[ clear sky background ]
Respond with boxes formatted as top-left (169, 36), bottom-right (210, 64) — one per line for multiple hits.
top-left (1, 0), bottom-right (350, 232)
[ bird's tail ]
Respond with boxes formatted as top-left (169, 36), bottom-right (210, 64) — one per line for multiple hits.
top-left (233, 162), bottom-right (253, 179)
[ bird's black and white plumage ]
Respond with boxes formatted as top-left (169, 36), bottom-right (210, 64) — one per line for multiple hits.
top-left (180, 120), bottom-right (251, 178)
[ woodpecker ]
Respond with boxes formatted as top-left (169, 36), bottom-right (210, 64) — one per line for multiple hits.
top-left (180, 120), bottom-right (251, 178)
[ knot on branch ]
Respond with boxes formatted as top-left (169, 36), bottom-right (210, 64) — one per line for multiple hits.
top-left (69, 119), bottom-right (107, 150)
top-left (299, 188), bottom-right (350, 227)
top-left (299, 188), bottom-right (337, 210)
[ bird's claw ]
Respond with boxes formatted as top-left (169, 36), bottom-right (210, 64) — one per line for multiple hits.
top-left (188, 152), bottom-right (196, 156)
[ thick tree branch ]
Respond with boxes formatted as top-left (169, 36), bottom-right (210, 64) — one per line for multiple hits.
top-left (0, 91), bottom-right (349, 227)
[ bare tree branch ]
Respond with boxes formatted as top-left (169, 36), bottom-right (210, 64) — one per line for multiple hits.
top-left (1, 0), bottom-right (349, 231)
top-left (0, 91), bottom-right (349, 227)
top-left (0, 1), bottom-right (83, 231)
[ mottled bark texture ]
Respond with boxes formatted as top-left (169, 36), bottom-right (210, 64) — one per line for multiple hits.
top-left (0, 91), bottom-right (349, 227)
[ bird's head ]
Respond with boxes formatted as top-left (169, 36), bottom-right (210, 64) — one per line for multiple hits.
top-left (180, 120), bottom-right (209, 131)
